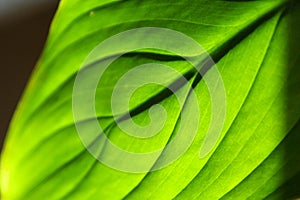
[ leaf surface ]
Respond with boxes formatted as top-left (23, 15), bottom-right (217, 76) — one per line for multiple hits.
top-left (1, 0), bottom-right (299, 200)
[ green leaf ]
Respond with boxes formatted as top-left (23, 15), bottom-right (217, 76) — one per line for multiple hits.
top-left (1, 0), bottom-right (299, 199)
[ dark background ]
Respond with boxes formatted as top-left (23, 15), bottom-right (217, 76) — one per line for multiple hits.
top-left (0, 1), bottom-right (59, 148)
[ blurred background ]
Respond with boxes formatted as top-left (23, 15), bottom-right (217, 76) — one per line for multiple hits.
top-left (0, 0), bottom-right (59, 148)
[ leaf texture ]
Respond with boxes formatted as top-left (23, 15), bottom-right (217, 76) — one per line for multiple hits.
top-left (1, 0), bottom-right (299, 199)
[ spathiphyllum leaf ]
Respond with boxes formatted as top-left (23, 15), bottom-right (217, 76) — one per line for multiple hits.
top-left (1, 0), bottom-right (300, 199)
